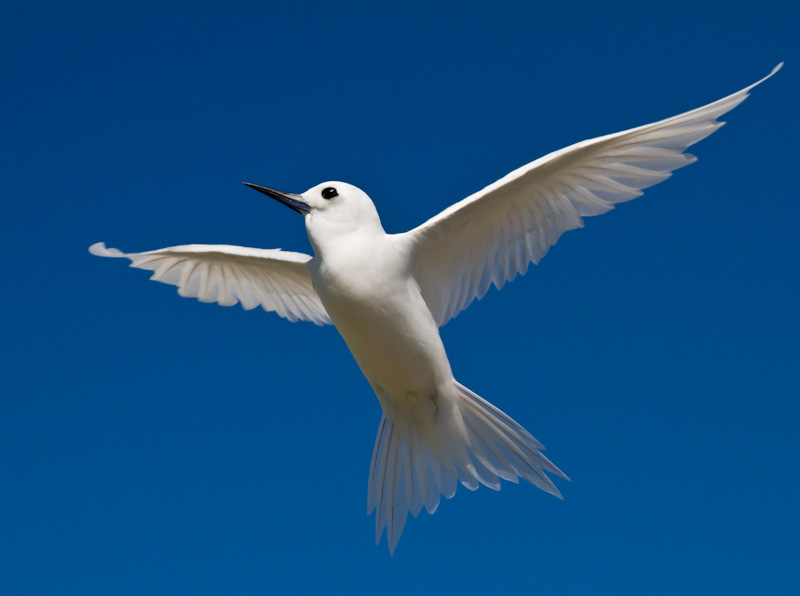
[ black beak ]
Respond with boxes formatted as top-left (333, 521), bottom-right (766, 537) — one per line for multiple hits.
top-left (243, 182), bottom-right (310, 214)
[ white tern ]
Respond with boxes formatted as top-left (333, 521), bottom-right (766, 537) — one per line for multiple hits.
top-left (91, 63), bottom-right (781, 553)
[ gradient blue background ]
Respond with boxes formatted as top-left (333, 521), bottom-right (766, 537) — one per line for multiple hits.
top-left (2, 1), bottom-right (798, 594)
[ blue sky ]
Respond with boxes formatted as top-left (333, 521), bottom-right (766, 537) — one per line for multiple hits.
top-left (2, 1), bottom-right (798, 594)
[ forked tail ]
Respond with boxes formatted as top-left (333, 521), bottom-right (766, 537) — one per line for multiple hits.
top-left (367, 381), bottom-right (568, 554)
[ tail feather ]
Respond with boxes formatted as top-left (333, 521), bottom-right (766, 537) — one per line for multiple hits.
top-left (367, 380), bottom-right (568, 554)
top-left (456, 381), bottom-right (568, 497)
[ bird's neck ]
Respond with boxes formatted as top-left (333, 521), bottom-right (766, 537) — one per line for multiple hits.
top-left (305, 217), bottom-right (387, 259)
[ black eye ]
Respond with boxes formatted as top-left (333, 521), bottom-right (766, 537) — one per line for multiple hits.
top-left (321, 187), bottom-right (338, 200)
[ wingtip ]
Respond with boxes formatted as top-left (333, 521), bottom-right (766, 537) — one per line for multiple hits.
top-left (736, 62), bottom-right (783, 97)
top-left (89, 242), bottom-right (125, 258)
top-left (752, 61), bottom-right (784, 89)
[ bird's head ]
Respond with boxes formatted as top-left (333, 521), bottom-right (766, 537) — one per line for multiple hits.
top-left (243, 181), bottom-right (385, 250)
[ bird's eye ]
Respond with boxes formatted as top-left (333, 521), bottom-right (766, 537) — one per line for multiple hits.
top-left (321, 187), bottom-right (338, 200)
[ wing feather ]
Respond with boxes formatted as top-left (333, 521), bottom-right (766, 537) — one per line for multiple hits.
top-left (89, 242), bottom-right (331, 325)
top-left (404, 64), bottom-right (781, 327)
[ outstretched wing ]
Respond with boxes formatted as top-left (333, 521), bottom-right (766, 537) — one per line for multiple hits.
top-left (90, 242), bottom-right (332, 325)
top-left (404, 64), bottom-right (782, 327)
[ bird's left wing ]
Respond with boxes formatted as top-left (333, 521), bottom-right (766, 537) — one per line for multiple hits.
top-left (89, 242), bottom-right (332, 325)
top-left (404, 64), bottom-right (781, 327)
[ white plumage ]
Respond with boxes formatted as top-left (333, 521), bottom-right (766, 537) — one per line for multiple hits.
top-left (89, 243), bottom-right (331, 325)
top-left (91, 64), bottom-right (781, 554)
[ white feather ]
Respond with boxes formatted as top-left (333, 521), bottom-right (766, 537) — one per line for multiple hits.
top-left (89, 242), bottom-right (331, 325)
top-left (406, 63), bottom-right (783, 327)
top-left (367, 382), bottom-right (568, 554)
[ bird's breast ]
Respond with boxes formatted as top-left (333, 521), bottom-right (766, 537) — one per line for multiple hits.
top-left (309, 236), bottom-right (452, 405)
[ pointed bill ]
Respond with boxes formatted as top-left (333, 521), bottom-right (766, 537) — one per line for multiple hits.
top-left (243, 182), bottom-right (310, 214)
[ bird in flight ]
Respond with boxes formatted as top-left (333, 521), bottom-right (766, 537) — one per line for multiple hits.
top-left (91, 63), bottom-right (781, 554)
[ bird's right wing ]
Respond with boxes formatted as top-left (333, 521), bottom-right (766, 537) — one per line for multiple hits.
top-left (403, 64), bottom-right (782, 327)
top-left (89, 242), bottom-right (332, 325)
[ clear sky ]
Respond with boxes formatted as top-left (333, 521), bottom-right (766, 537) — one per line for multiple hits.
top-left (2, 1), bottom-right (798, 594)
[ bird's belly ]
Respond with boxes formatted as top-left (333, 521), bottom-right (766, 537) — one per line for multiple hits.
top-left (317, 275), bottom-right (452, 411)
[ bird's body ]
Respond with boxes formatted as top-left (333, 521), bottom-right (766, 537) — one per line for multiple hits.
top-left (298, 187), bottom-right (554, 551)
top-left (90, 64), bottom-right (781, 553)
top-left (308, 213), bottom-right (447, 419)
